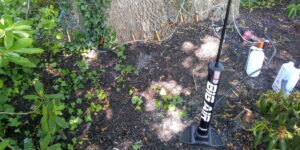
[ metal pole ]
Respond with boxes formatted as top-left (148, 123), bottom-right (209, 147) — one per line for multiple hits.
top-left (180, 0), bottom-right (232, 148)
top-left (196, 0), bottom-right (232, 138)
top-left (215, 0), bottom-right (232, 68)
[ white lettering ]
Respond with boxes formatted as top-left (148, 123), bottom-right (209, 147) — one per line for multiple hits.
top-left (201, 81), bottom-right (218, 123)
top-left (200, 109), bottom-right (211, 122)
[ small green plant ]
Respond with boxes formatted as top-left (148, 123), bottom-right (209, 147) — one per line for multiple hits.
top-left (286, 3), bottom-right (300, 19)
top-left (252, 91), bottom-right (300, 149)
top-left (37, 5), bottom-right (64, 54)
top-left (131, 96), bottom-right (143, 110)
top-left (241, 0), bottom-right (275, 9)
top-left (155, 95), bottom-right (183, 111)
top-left (0, 15), bottom-right (44, 67)
top-left (132, 143), bottom-right (141, 150)
top-left (24, 79), bottom-right (68, 149)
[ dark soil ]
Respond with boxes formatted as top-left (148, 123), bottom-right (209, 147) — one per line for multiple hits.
top-left (76, 3), bottom-right (300, 150)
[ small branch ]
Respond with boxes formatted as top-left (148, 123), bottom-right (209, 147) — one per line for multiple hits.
top-left (0, 101), bottom-right (43, 116)
top-left (26, 0), bottom-right (30, 20)
top-left (192, 69), bottom-right (198, 91)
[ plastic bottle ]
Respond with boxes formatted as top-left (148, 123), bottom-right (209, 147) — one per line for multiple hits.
top-left (272, 62), bottom-right (295, 93)
top-left (246, 40), bottom-right (265, 77)
top-left (285, 68), bottom-right (300, 95)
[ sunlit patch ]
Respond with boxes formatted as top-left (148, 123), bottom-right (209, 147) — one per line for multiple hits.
top-left (195, 35), bottom-right (219, 60)
top-left (86, 144), bottom-right (101, 150)
top-left (118, 139), bottom-right (133, 149)
top-left (191, 63), bottom-right (208, 78)
top-left (181, 56), bottom-right (194, 69)
top-left (141, 80), bottom-right (191, 112)
top-left (140, 90), bottom-right (155, 112)
top-left (151, 110), bottom-right (188, 141)
top-left (105, 108), bottom-right (113, 120)
top-left (151, 80), bottom-right (191, 96)
top-left (181, 41), bottom-right (197, 53)
top-left (82, 50), bottom-right (98, 60)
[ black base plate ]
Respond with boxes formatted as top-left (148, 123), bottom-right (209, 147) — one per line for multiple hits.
top-left (179, 123), bottom-right (225, 148)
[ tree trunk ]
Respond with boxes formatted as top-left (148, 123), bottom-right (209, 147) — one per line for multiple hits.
top-left (106, 0), bottom-right (240, 42)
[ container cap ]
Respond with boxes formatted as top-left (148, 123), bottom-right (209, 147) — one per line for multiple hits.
top-left (288, 61), bottom-right (295, 66)
top-left (257, 39), bottom-right (264, 49)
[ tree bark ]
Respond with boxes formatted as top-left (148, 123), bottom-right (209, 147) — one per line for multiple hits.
top-left (106, 0), bottom-right (240, 42)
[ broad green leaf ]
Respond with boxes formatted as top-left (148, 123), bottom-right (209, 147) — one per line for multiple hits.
top-left (45, 93), bottom-right (64, 99)
top-left (0, 79), bottom-right (3, 88)
top-left (0, 68), bottom-right (5, 75)
top-left (24, 138), bottom-right (35, 150)
top-left (0, 95), bottom-right (10, 104)
top-left (4, 32), bottom-right (14, 49)
top-left (55, 116), bottom-right (69, 129)
top-left (267, 136), bottom-right (278, 150)
top-left (46, 144), bottom-right (61, 150)
top-left (95, 104), bottom-right (102, 112)
top-left (11, 38), bottom-right (33, 49)
top-left (12, 30), bottom-right (31, 38)
top-left (39, 134), bottom-right (51, 150)
top-left (0, 29), bottom-right (4, 38)
top-left (41, 105), bottom-right (49, 134)
top-left (2, 15), bottom-right (13, 26)
top-left (6, 53), bottom-right (36, 67)
top-left (56, 33), bottom-right (64, 39)
top-left (41, 115), bottom-right (49, 134)
top-left (13, 48), bottom-right (44, 54)
top-left (155, 100), bottom-right (162, 109)
top-left (13, 20), bottom-right (32, 27)
top-left (33, 79), bottom-right (44, 96)
top-left (279, 139), bottom-right (286, 150)
top-left (0, 140), bottom-right (9, 150)
top-left (48, 115), bottom-right (57, 134)
top-left (12, 25), bottom-right (32, 30)
top-left (254, 129), bottom-right (264, 147)
top-left (3, 104), bottom-right (15, 113)
top-left (0, 57), bottom-right (8, 67)
top-left (23, 95), bottom-right (39, 100)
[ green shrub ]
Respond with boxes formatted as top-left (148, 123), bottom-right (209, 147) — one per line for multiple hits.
top-left (0, 15), bottom-right (43, 68)
top-left (241, 0), bottom-right (276, 9)
top-left (252, 91), bottom-right (300, 149)
top-left (286, 3), bottom-right (300, 19)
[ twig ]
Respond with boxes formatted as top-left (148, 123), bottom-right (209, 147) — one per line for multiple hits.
top-left (67, 28), bottom-right (71, 42)
top-left (0, 101), bottom-right (43, 115)
top-left (192, 69), bottom-right (198, 91)
top-left (26, 0), bottom-right (30, 20)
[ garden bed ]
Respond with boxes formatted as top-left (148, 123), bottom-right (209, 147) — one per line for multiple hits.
top-left (74, 2), bottom-right (300, 150)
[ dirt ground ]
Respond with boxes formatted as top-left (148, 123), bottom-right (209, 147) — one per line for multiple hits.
top-left (76, 3), bottom-right (300, 150)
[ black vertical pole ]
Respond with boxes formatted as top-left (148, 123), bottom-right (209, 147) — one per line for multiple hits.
top-left (180, 0), bottom-right (232, 147)
top-left (215, 0), bottom-right (232, 68)
top-left (196, 0), bottom-right (232, 138)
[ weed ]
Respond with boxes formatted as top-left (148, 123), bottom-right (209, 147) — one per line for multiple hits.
top-left (131, 96), bottom-right (144, 110)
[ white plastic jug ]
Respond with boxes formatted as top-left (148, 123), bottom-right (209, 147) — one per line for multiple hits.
top-left (272, 61), bottom-right (299, 95)
top-left (286, 67), bottom-right (300, 95)
top-left (246, 46), bottom-right (265, 77)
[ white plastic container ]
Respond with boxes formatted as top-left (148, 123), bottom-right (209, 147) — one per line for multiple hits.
top-left (285, 68), bottom-right (300, 95)
top-left (245, 46), bottom-right (265, 77)
top-left (272, 61), bottom-right (299, 95)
